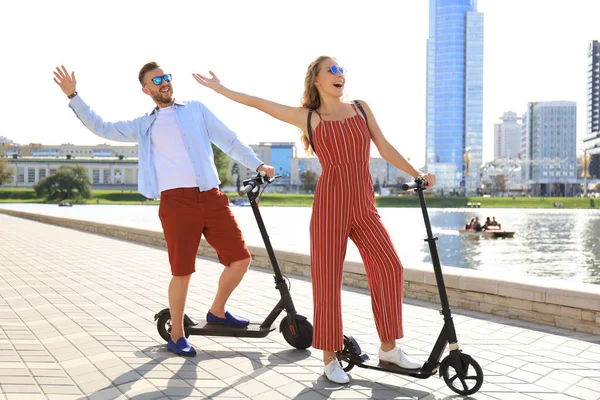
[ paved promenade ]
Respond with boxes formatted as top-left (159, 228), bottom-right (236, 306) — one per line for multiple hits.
top-left (0, 213), bottom-right (599, 400)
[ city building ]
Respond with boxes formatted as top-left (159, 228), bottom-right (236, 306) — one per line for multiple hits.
top-left (227, 142), bottom-right (296, 192)
top-left (0, 142), bottom-right (139, 158)
top-left (32, 143), bottom-right (139, 158)
top-left (494, 112), bottom-right (522, 160)
top-left (252, 142), bottom-right (295, 187)
top-left (6, 156), bottom-right (138, 187)
top-left (426, 0), bottom-right (484, 194)
top-left (480, 159), bottom-right (525, 195)
top-left (584, 40), bottom-right (600, 182)
top-left (290, 157), bottom-right (413, 193)
top-left (3, 141), bottom-right (414, 195)
top-left (521, 101), bottom-right (578, 196)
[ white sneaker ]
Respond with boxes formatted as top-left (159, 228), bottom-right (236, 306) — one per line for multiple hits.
top-left (324, 358), bottom-right (350, 384)
top-left (378, 346), bottom-right (421, 369)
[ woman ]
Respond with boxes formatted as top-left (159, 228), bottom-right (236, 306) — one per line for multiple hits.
top-left (192, 56), bottom-right (436, 384)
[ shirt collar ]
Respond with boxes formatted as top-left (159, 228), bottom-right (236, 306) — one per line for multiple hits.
top-left (150, 99), bottom-right (185, 115)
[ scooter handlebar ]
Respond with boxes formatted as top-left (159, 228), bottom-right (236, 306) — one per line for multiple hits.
top-left (239, 180), bottom-right (258, 195)
top-left (402, 176), bottom-right (429, 191)
top-left (238, 173), bottom-right (281, 196)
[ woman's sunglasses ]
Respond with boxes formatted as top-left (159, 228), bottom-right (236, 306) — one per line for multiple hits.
top-left (328, 65), bottom-right (346, 75)
top-left (151, 74), bottom-right (172, 86)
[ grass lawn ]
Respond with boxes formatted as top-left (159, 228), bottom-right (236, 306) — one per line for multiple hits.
top-left (0, 188), bottom-right (597, 209)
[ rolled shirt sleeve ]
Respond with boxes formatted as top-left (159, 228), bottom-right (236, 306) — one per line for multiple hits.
top-left (201, 104), bottom-right (263, 172)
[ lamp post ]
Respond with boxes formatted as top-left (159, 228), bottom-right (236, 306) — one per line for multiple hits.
top-left (583, 149), bottom-right (591, 197)
top-left (463, 148), bottom-right (472, 196)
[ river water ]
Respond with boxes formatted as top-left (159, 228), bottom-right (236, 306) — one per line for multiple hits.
top-left (1, 204), bottom-right (598, 285)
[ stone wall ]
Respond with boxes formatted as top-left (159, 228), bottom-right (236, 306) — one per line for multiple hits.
top-left (2, 208), bottom-right (599, 335)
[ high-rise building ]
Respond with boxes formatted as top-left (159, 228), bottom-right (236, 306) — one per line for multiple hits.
top-left (426, 0), bottom-right (484, 194)
top-left (521, 102), bottom-right (577, 196)
top-left (584, 40), bottom-right (600, 179)
top-left (494, 112), bottom-right (522, 160)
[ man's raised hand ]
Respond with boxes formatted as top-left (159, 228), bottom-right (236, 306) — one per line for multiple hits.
top-left (53, 65), bottom-right (77, 97)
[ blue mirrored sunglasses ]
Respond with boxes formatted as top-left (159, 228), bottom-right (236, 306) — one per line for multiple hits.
top-left (328, 65), bottom-right (346, 75)
top-left (151, 74), bottom-right (172, 86)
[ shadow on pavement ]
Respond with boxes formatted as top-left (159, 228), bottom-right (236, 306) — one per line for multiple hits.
top-left (84, 345), bottom-right (312, 399)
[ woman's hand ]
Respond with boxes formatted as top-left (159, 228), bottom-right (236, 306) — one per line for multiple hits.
top-left (192, 71), bottom-right (223, 93)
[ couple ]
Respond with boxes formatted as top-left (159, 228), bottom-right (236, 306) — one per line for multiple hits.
top-left (53, 56), bottom-right (436, 384)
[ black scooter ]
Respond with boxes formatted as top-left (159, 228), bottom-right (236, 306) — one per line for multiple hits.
top-left (154, 173), bottom-right (313, 350)
top-left (336, 177), bottom-right (484, 395)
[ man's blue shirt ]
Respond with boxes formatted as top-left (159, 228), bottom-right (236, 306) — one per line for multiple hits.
top-left (68, 95), bottom-right (263, 199)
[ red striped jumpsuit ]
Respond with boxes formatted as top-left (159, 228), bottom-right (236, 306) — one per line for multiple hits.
top-left (310, 103), bottom-right (404, 351)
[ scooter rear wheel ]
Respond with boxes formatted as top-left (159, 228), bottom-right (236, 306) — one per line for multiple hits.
top-left (156, 311), bottom-right (191, 342)
top-left (280, 317), bottom-right (313, 349)
top-left (440, 352), bottom-right (483, 395)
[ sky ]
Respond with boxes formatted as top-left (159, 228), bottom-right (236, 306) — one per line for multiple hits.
top-left (2, 0), bottom-right (600, 168)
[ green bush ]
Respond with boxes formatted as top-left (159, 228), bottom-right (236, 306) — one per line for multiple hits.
top-left (0, 188), bottom-right (37, 200)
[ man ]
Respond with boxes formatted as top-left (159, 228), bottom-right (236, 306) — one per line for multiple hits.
top-left (53, 62), bottom-right (275, 356)
top-left (473, 217), bottom-right (483, 232)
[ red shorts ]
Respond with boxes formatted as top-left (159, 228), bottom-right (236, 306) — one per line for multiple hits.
top-left (158, 187), bottom-right (251, 276)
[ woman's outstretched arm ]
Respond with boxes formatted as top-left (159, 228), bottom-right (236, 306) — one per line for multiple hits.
top-left (357, 100), bottom-right (437, 187)
top-left (192, 71), bottom-right (308, 130)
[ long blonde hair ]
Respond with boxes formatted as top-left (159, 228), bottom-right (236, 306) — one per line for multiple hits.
top-left (300, 55), bottom-right (334, 155)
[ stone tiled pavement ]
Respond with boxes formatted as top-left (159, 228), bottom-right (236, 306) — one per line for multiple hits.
top-left (0, 213), bottom-right (599, 400)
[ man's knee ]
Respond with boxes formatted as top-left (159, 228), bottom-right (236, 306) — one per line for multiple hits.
top-left (230, 256), bottom-right (252, 272)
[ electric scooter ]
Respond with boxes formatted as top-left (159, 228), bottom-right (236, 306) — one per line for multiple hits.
top-left (335, 177), bottom-right (484, 395)
top-left (154, 173), bottom-right (313, 350)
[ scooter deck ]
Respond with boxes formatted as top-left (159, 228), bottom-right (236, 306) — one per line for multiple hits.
top-left (352, 358), bottom-right (436, 379)
top-left (186, 321), bottom-right (276, 338)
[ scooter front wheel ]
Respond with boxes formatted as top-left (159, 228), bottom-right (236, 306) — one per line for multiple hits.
top-left (440, 352), bottom-right (483, 395)
top-left (280, 317), bottom-right (313, 349)
top-left (156, 311), bottom-right (191, 342)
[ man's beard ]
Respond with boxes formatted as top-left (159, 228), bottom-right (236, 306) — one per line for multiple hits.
top-left (152, 89), bottom-right (173, 106)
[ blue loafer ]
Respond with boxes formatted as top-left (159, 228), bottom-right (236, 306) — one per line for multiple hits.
top-left (207, 311), bottom-right (250, 327)
top-left (167, 337), bottom-right (196, 357)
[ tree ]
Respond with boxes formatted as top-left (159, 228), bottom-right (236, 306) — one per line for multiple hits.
top-left (300, 170), bottom-right (318, 193)
top-left (493, 174), bottom-right (507, 195)
top-left (0, 158), bottom-right (13, 186)
top-left (211, 143), bottom-right (231, 187)
top-left (373, 178), bottom-right (381, 194)
top-left (596, 183), bottom-right (600, 192)
top-left (34, 165), bottom-right (92, 200)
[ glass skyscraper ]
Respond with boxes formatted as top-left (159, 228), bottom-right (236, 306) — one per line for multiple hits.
top-left (585, 40), bottom-right (600, 179)
top-left (426, 0), bottom-right (484, 194)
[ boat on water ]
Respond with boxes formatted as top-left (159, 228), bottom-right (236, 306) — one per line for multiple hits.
top-left (459, 228), bottom-right (515, 239)
top-left (230, 198), bottom-right (250, 207)
top-left (58, 202), bottom-right (73, 207)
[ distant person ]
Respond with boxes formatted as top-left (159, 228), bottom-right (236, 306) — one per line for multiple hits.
top-left (191, 56), bottom-right (436, 383)
top-left (490, 216), bottom-right (500, 229)
top-left (473, 217), bottom-right (483, 232)
top-left (53, 63), bottom-right (275, 357)
top-left (465, 217), bottom-right (475, 230)
top-left (482, 217), bottom-right (491, 231)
